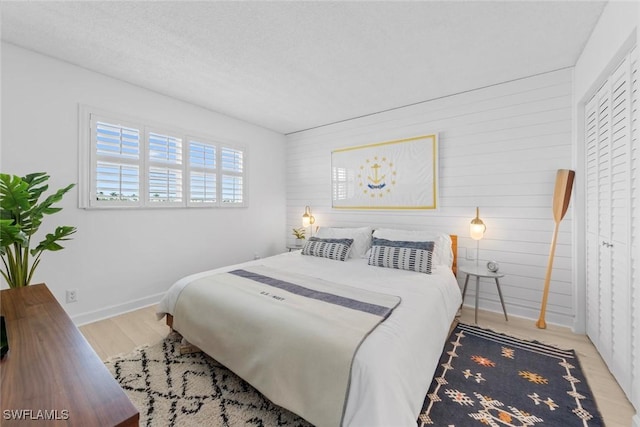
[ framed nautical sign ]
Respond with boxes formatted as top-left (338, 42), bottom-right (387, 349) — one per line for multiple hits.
top-left (331, 134), bottom-right (438, 210)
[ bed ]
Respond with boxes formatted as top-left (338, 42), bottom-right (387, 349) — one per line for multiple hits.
top-left (157, 228), bottom-right (461, 427)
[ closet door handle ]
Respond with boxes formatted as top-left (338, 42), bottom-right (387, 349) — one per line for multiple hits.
top-left (601, 241), bottom-right (613, 248)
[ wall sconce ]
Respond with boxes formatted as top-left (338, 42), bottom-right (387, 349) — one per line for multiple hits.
top-left (302, 206), bottom-right (315, 228)
top-left (470, 207), bottom-right (486, 265)
top-left (470, 207), bottom-right (486, 240)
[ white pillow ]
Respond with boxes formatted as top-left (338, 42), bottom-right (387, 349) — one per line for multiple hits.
top-left (372, 229), bottom-right (453, 267)
top-left (315, 226), bottom-right (372, 259)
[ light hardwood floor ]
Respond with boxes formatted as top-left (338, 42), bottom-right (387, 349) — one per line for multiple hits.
top-left (80, 305), bottom-right (636, 426)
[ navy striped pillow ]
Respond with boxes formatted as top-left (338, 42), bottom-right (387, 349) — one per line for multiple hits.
top-left (302, 237), bottom-right (354, 261)
top-left (368, 237), bottom-right (434, 274)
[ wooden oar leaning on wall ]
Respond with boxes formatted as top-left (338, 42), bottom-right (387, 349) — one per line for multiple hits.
top-left (536, 169), bottom-right (575, 329)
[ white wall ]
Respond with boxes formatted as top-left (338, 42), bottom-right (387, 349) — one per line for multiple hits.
top-left (286, 69), bottom-right (575, 326)
top-left (1, 43), bottom-right (287, 324)
top-left (574, 1), bottom-right (638, 102)
top-left (572, 1), bottom-right (639, 424)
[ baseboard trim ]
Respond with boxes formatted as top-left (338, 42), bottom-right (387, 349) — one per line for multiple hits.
top-left (72, 292), bottom-right (165, 326)
top-left (460, 301), bottom-right (572, 328)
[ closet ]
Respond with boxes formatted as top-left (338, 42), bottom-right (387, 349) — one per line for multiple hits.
top-left (584, 46), bottom-right (638, 404)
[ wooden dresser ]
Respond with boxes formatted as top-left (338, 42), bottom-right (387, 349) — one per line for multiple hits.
top-left (0, 284), bottom-right (139, 426)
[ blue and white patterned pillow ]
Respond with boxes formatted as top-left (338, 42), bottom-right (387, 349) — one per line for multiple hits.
top-left (368, 237), bottom-right (434, 274)
top-left (302, 237), bottom-right (354, 261)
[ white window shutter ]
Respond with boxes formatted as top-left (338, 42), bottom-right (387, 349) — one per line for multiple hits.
top-left (90, 114), bottom-right (142, 207)
top-left (81, 108), bottom-right (247, 209)
top-left (188, 140), bottom-right (217, 205)
top-left (147, 131), bottom-right (183, 205)
top-left (221, 147), bottom-right (245, 205)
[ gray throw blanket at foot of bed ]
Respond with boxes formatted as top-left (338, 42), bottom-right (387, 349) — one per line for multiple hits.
top-left (173, 265), bottom-right (401, 427)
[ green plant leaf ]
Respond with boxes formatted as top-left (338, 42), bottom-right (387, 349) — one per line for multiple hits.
top-left (32, 225), bottom-right (77, 255)
top-left (23, 183), bottom-right (75, 236)
top-left (0, 173), bottom-right (31, 215)
top-left (0, 219), bottom-right (27, 253)
top-left (23, 172), bottom-right (50, 205)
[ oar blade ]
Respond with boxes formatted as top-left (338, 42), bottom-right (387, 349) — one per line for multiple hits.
top-left (552, 169), bottom-right (575, 223)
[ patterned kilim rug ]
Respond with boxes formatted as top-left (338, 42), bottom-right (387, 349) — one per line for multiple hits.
top-left (418, 323), bottom-right (604, 426)
top-left (105, 325), bottom-right (604, 426)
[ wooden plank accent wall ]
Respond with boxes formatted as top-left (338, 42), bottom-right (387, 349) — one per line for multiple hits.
top-left (285, 69), bottom-right (575, 326)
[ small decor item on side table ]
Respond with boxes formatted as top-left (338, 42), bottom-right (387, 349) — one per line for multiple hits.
top-left (486, 260), bottom-right (500, 272)
top-left (292, 227), bottom-right (306, 247)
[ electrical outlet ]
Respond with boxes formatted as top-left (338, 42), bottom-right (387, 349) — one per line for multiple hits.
top-left (66, 289), bottom-right (78, 303)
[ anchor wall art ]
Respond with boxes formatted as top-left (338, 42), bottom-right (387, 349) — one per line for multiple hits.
top-left (331, 134), bottom-right (438, 210)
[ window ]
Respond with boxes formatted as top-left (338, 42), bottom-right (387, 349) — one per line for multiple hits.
top-left (92, 116), bottom-right (142, 206)
top-left (80, 107), bottom-right (246, 208)
top-left (188, 140), bottom-right (217, 205)
top-left (221, 147), bottom-right (244, 204)
top-left (148, 131), bottom-right (183, 205)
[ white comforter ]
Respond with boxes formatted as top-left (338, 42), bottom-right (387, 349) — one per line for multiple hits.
top-left (157, 251), bottom-right (461, 426)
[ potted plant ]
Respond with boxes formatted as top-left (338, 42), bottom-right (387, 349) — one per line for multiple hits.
top-left (292, 227), bottom-right (306, 247)
top-left (0, 172), bottom-right (77, 288)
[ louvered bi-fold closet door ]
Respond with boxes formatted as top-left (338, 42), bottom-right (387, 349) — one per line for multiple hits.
top-left (630, 47), bottom-right (639, 414)
top-left (585, 93), bottom-right (600, 348)
top-left (609, 52), bottom-right (632, 394)
top-left (585, 78), bottom-right (613, 363)
top-left (585, 47), bottom-right (637, 401)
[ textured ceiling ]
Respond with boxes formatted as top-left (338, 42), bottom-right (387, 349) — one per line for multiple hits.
top-left (1, 1), bottom-right (606, 134)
